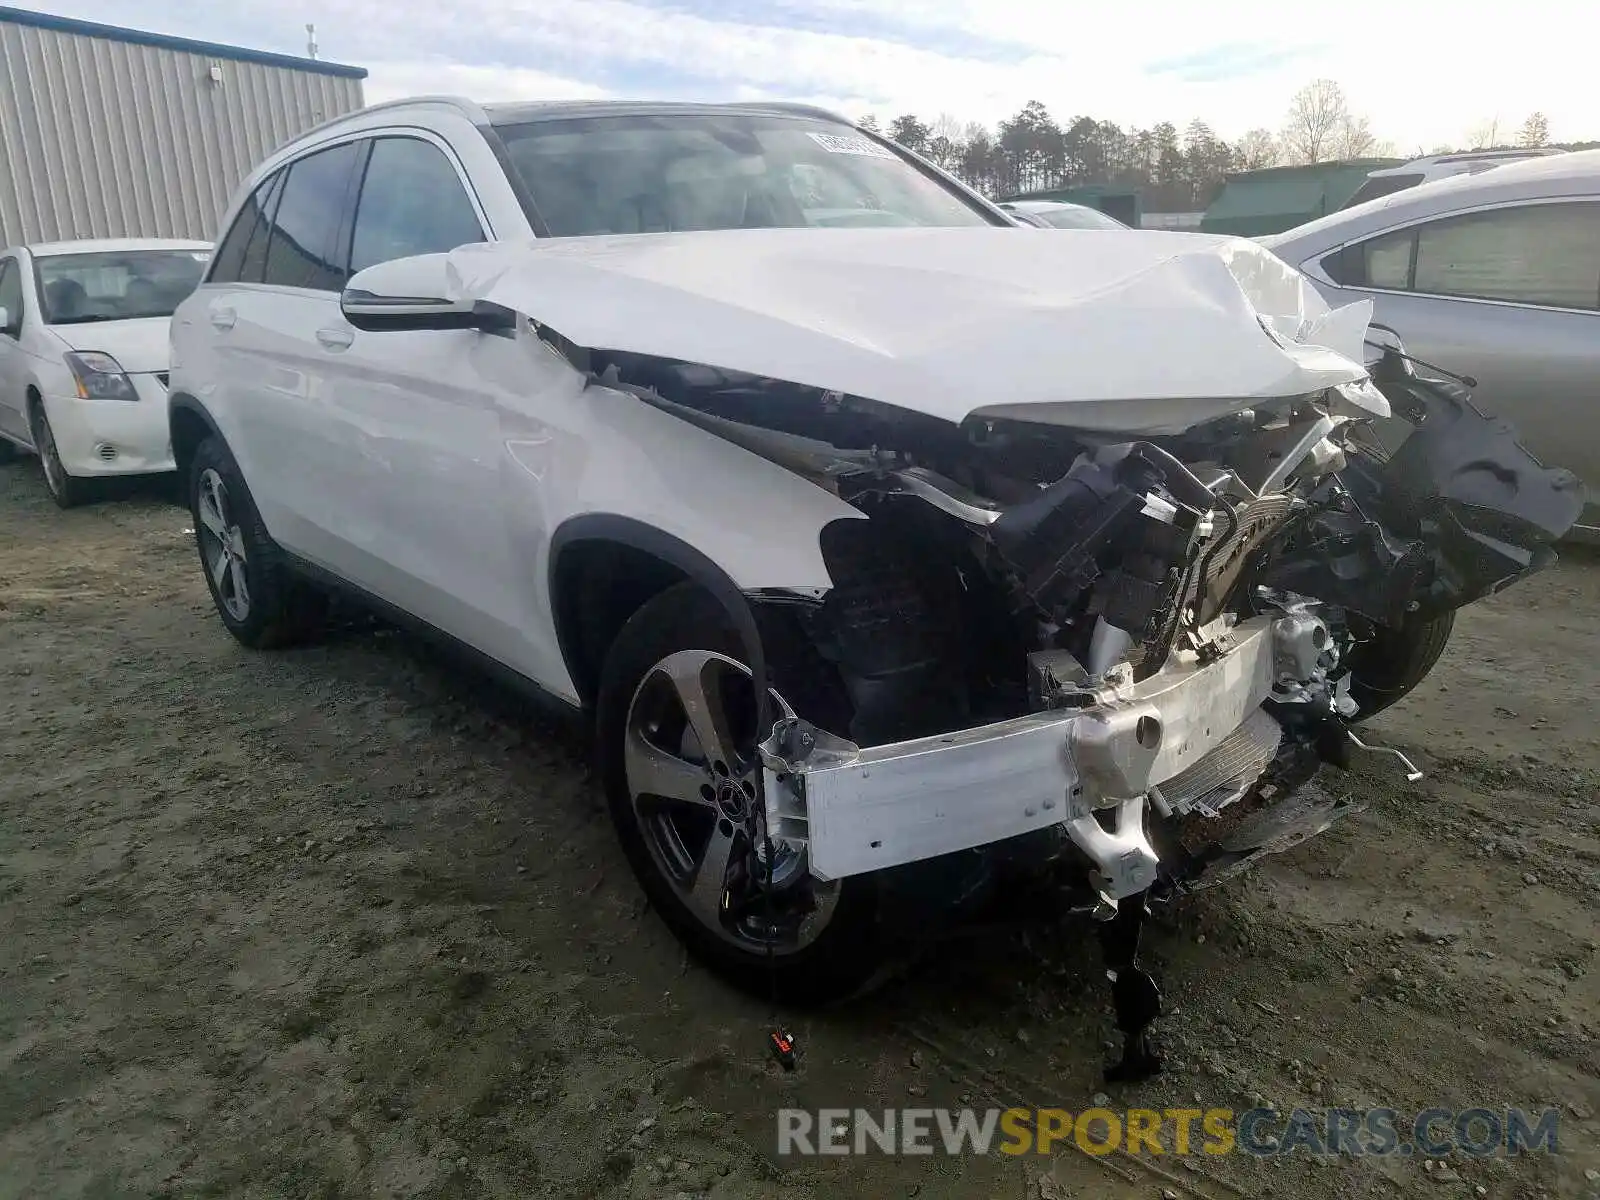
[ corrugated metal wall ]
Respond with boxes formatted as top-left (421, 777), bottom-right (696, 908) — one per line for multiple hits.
top-left (0, 19), bottom-right (364, 246)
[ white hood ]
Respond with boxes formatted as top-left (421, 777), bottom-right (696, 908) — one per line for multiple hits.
top-left (445, 227), bottom-right (1380, 434)
top-left (48, 316), bottom-right (172, 375)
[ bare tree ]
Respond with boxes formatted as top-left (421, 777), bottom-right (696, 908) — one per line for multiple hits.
top-left (1466, 117), bottom-right (1501, 149)
top-left (1330, 113), bottom-right (1383, 159)
top-left (857, 114), bottom-right (881, 133)
top-left (1236, 128), bottom-right (1280, 169)
top-left (1281, 79), bottom-right (1348, 163)
top-left (1520, 112), bottom-right (1550, 148)
top-left (931, 113), bottom-right (965, 144)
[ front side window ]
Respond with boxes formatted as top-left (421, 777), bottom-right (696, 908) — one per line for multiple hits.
top-left (348, 137), bottom-right (486, 274)
top-left (263, 141), bottom-right (363, 291)
top-left (493, 113), bottom-right (997, 236)
top-left (1338, 202), bottom-right (1600, 310)
top-left (0, 258), bottom-right (23, 333)
top-left (34, 249), bottom-right (210, 324)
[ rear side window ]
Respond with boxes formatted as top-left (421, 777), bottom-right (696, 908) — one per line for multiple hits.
top-left (239, 173), bottom-right (286, 284)
top-left (1338, 202), bottom-right (1600, 310)
top-left (209, 171), bottom-right (283, 284)
top-left (263, 141), bottom-right (363, 291)
top-left (348, 137), bottom-right (486, 274)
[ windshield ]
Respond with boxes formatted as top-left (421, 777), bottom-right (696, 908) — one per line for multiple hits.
top-left (492, 113), bottom-right (997, 237)
top-left (36, 249), bottom-right (209, 324)
top-left (1038, 206), bottom-right (1127, 230)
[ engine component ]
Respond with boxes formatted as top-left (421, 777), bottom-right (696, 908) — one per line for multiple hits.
top-left (1086, 618), bottom-right (1134, 677)
top-left (989, 454), bottom-right (1163, 619)
top-left (1185, 492), bottom-right (1298, 624)
top-left (1260, 591), bottom-right (1346, 709)
top-left (810, 520), bottom-right (962, 744)
top-left (1026, 648), bottom-right (1091, 709)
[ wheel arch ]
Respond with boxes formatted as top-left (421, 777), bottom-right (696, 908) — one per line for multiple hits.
top-left (168, 392), bottom-right (223, 483)
top-left (548, 514), bottom-right (808, 710)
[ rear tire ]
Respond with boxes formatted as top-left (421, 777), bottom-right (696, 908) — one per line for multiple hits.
top-left (189, 436), bottom-right (324, 649)
top-left (1345, 611), bottom-right (1455, 719)
top-left (28, 398), bottom-right (94, 509)
top-left (595, 582), bottom-right (885, 1004)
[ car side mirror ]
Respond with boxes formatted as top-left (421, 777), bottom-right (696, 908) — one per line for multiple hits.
top-left (340, 253), bottom-right (516, 335)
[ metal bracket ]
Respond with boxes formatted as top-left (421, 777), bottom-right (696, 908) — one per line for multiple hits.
top-left (1065, 795), bottom-right (1160, 905)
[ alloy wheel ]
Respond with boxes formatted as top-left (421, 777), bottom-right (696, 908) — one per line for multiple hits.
top-left (624, 649), bottom-right (839, 954)
top-left (30, 406), bottom-right (63, 497)
top-left (196, 468), bottom-right (251, 621)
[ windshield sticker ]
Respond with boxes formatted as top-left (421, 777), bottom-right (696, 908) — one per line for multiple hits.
top-left (807, 132), bottom-right (899, 161)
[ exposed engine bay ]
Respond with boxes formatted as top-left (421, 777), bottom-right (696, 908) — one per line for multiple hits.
top-left (572, 328), bottom-right (1586, 867)
top-left (581, 343), bottom-right (1584, 861)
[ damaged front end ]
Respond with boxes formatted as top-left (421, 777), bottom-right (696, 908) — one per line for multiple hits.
top-left (607, 344), bottom-right (1586, 908)
top-left (592, 334), bottom-right (1579, 1072)
top-left (731, 347), bottom-right (1582, 1077)
top-left (432, 229), bottom-right (1585, 1074)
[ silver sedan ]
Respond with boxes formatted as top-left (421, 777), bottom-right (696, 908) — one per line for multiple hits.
top-left (1261, 151), bottom-right (1600, 533)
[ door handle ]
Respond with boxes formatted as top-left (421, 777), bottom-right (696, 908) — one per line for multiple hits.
top-left (209, 306), bottom-right (236, 331)
top-left (315, 326), bottom-right (354, 351)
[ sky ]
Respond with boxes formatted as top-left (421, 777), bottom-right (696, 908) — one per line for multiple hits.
top-left (36, 1), bottom-right (1600, 152)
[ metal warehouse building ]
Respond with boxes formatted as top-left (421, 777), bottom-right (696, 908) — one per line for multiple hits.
top-left (0, 5), bottom-right (366, 246)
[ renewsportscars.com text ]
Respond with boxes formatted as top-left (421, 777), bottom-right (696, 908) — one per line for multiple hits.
top-left (776, 1106), bottom-right (1562, 1158)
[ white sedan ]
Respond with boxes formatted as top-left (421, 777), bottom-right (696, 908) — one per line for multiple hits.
top-left (0, 238), bottom-right (211, 506)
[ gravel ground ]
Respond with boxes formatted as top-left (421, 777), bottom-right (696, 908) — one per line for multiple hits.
top-left (2, 457), bottom-right (1597, 1200)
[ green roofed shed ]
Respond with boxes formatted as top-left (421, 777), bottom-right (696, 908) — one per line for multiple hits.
top-left (1200, 159), bottom-right (1404, 237)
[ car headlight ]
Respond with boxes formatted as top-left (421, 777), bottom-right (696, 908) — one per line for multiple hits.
top-left (65, 351), bottom-right (139, 401)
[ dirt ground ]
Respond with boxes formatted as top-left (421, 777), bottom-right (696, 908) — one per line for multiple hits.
top-left (1, 457), bottom-right (1597, 1200)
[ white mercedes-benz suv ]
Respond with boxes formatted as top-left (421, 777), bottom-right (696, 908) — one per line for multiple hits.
top-left (169, 96), bottom-right (1581, 1073)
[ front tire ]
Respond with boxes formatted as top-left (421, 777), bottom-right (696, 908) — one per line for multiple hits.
top-left (596, 583), bottom-right (885, 1004)
top-left (189, 436), bottom-right (323, 649)
top-left (28, 398), bottom-right (94, 509)
top-left (1345, 611), bottom-right (1455, 719)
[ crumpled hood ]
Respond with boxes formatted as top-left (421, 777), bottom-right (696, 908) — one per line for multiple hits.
top-left (48, 316), bottom-right (173, 375)
top-left (445, 227), bottom-right (1380, 433)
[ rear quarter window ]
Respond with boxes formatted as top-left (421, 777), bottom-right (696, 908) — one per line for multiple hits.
top-left (1333, 201), bottom-right (1600, 310)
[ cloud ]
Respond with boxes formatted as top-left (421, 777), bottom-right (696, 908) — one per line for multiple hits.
top-left (30, 0), bottom-right (1600, 150)
top-left (1145, 42), bottom-right (1325, 85)
top-left (363, 62), bottom-right (606, 107)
